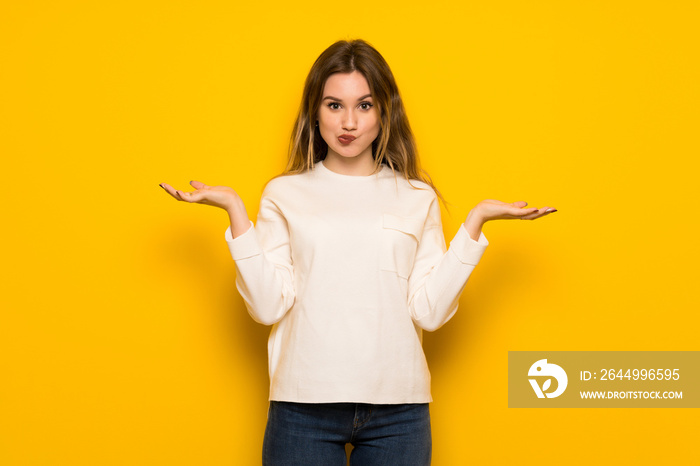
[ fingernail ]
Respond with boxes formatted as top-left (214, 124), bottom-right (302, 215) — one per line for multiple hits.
top-left (545, 208), bottom-right (557, 213)
top-left (159, 184), bottom-right (165, 190)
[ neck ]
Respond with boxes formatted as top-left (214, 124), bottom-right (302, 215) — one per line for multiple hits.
top-left (323, 151), bottom-right (376, 176)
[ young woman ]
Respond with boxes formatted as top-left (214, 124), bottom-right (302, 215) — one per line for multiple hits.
top-left (160, 39), bottom-right (555, 465)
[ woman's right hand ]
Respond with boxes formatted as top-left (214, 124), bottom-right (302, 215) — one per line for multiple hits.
top-left (159, 180), bottom-right (241, 211)
top-left (160, 181), bottom-right (252, 238)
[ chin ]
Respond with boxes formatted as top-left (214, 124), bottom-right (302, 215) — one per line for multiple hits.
top-left (334, 147), bottom-right (371, 160)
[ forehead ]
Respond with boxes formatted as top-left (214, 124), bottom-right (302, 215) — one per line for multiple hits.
top-left (322, 71), bottom-right (371, 98)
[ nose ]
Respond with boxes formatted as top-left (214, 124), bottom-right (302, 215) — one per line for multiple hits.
top-left (342, 109), bottom-right (357, 131)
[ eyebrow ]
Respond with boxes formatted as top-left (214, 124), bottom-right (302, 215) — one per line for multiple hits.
top-left (322, 94), bottom-right (373, 102)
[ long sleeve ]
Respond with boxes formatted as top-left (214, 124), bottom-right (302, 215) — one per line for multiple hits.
top-left (224, 191), bottom-right (295, 326)
top-left (407, 196), bottom-right (488, 331)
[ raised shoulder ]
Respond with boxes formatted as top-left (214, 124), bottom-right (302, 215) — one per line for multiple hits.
top-left (260, 171), bottom-right (309, 199)
top-left (393, 175), bottom-right (439, 204)
top-left (407, 178), bottom-right (436, 195)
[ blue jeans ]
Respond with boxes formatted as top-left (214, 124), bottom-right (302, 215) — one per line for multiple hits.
top-left (263, 401), bottom-right (432, 465)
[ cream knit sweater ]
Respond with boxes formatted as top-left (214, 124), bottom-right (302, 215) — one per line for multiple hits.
top-left (225, 160), bottom-right (488, 403)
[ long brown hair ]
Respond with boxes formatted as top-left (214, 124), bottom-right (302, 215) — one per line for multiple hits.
top-left (282, 39), bottom-right (444, 203)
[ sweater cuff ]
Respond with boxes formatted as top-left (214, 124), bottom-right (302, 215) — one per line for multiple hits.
top-left (448, 223), bottom-right (489, 265)
top-left (224, 221), bottom-right (262, 260)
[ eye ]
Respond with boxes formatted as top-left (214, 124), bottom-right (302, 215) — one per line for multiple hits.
top-left (359, 102), bottom-right (373, 110)
top-left (327, 102), bottom-right (341, 110)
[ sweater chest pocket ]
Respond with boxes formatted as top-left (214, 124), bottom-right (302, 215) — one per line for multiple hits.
top-left (380, 213), bottom-right (424, 279)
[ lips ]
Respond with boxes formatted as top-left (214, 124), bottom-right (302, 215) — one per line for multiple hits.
top-left (338, 134), bottom-right (356, 144)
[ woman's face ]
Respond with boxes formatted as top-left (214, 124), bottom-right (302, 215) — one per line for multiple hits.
top-left (317, 71), bottom-right (380, 167)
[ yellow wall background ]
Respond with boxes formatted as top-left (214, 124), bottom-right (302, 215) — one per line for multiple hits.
top-left (1, 1), bottom-right (698, 464)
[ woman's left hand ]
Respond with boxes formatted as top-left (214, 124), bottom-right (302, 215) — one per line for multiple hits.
top-left (464, 200), bottom-right (557, 241)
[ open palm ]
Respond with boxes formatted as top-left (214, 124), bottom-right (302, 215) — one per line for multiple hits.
top-left (159, 180), bottom-right (240, 211)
